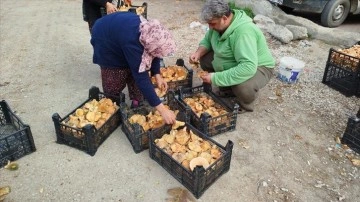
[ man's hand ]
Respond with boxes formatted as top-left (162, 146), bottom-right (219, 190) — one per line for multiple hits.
top-left (156, 103), bottom-right (176, 124)
top-left (106, 2), bottom-right (117, 14)
top-left (189, 52), bottom-right (200, 64)
top-left (189, 46), bottom-right (209, 64)
top-left (200, 72), bottom-right (212, 84)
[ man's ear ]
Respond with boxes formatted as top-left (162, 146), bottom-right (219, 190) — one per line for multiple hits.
top-left (221, 15), bottom-right (228, 21)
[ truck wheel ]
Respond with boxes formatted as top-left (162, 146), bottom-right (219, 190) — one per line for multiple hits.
top-left (279, 5), bottom-right (294, 13)
top-left (321, 0), bottom-right (350, 27)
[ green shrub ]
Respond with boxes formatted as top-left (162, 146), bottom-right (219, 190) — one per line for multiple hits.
top-left (228, 1), bottom-right (255, 19)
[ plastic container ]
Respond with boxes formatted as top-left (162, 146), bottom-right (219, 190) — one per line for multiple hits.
top-left (178, 85), bottom-right (239, 137)
top-left (342, 108), bottom-right (360, 154)
top-left (0, 100), bottom-right (36, 168)
top-left (101, 2), bottom-right (148, 19)
top-left (277, 56), bottom-right (305, 84)
top-left (322, 42), bottom-right (360, 97)
top-left (154, 58), bottom-right (193, 91)
top-left (120, 91), bottom-right (190, 153)
top-left (52, 86), bottom-right (124, 156)
top-left (148, 123), bottom-right (233, 199)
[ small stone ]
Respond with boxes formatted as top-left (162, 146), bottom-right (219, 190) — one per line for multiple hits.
top-left (268, 96), bottom-right (277, 100)
top-left (281, 188), bottom-right (288, 192)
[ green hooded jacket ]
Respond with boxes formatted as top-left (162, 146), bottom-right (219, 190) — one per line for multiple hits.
top-left (199, 9), bottom-right (275, 87)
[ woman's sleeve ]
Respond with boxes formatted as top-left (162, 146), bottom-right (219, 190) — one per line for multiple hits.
top-left (123, 45), bottom-right (162, 107)
top-left (150, 57), bottom-right (160, 76)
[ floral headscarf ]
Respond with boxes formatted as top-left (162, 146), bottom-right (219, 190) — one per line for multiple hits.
top-left (138, 17), bottom-right (176, 72)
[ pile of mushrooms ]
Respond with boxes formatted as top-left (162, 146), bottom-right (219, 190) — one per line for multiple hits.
top-left (151, 65), bottom-right (187, 84)
top-left (184, 93), bottom-right (227, 118)
top-left (128, 105), bottom-right (178, 132)
top-left (332, 44), bottom-right (360, 72)
top-left (338, 44), bottom-right (360, 58)
top-left (154, 124), bottom-right (222, 171)
top-left (62, 98), bottom-right (118, 138)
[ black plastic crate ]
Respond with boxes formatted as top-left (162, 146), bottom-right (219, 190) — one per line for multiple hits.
top-left (322, 43), bottom-right (360, 97)
top-left (149, 123), bottom-right (233, 199)
top-left (342, 109), bottom-right (360, 154)
top-left (128, 2), bottom-right (148, 19)
top-left (0, 100), bottom-right (36, 168)
top-left (101, 2), bottom-right (148, 19)
top-left (120, 91), bottom-right (190, 153)
top-left (52, 86), bottom-right (124, 156)
top-left (152, 58), bottom-right (193, 92)
top-left (178, 85), bottom-right (239, 137)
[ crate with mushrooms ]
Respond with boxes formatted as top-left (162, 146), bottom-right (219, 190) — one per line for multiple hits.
top-left (149, 122), bottom-right (233, 199)
top-left (101, 1), bottom-right (148, 19)
top-left (322, 42), bottom-right (360, 97)
top-left (178, 85), bottom-right (239, 137)
top-left (52, 86), bottom-right (124, 156)
top-left (120, 91), bottom-right (190, 153)
top-left (151, 59), bottom-right (193, 99)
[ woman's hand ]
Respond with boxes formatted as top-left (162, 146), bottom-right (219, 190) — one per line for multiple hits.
top-left (155, 103), bottom-right (176, 124)
top-left (106, 2), bottom-right (117, 14)
top-left (155, 74), bottom-right (168, 92)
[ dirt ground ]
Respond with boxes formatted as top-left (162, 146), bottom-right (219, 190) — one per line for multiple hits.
top-left (0, 0), bottom-right (359, 201)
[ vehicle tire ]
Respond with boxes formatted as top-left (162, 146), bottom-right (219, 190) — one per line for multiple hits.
top-left (279, 5), bottom-right (294, 13)
top-left (321, 0), bottom-right (350, 27)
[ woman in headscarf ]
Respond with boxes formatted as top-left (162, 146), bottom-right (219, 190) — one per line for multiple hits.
top-left (90, 11), bottom-right (177, 124)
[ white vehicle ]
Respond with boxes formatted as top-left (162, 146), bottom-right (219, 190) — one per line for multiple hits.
top-left (269, 0), bottom-right (360, 27)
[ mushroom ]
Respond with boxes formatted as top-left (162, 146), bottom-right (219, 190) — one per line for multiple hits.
top-left (189, 157), bottom-right (209, 171)
top-left (75, 108), bottom-right (84, 117)
top-left (172, 152), bottom-right (186, 163)
top-left (0, 186), bottom-right (11, 201)
top-left (185, 150), bottom-right (198, 161)
top-left (199, 152), bottom-right (212, 163)
top-left (101, 113), bottom-right (111, 120)
top-left (188, 141), bottom-right (202, 153)
top-left (95, 118), bottom-right (106, 129)
top-left (172, 120), bottom-right (185, 129)
top-left (163, 133), bottom-right (175, 144)
top-left (105, 105), bottom-right (116, 114)
top-left (129, 114), bottom-right (146, 126)
top-left (155, 138), bottom-right (168, 149)
top-left (200, 141), bottom-right (211, 151)
top-left (170, 142), bottom-right (186, 153)
top-left (68, 115), bottom-right (79, 126)
top-left (210, 146), bottom-right (222, 159)
top-left (181, 159), bottom-right (190, 170)
top-left (175, 127), bottom-right (190, 145)
top-left (94, 112), bottom-right (102, 122)
top-left (86, 111), bottom-right (96, 122)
